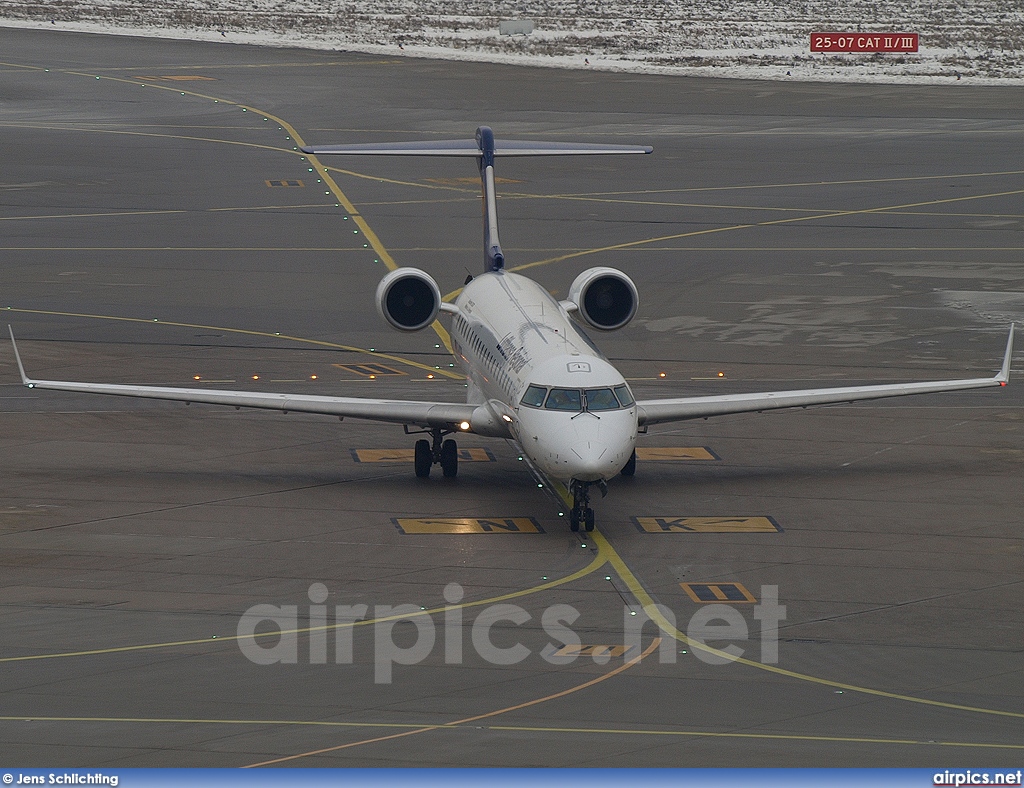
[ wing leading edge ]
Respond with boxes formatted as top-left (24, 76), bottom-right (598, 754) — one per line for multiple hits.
top-left (636, 326), bottom-right (1014, 427)
top-left (8, 327), bottom-right (475, 430)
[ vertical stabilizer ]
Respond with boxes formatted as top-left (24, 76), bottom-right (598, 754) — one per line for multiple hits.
top-left (300, 130), bottom-right (651, 275)
top-left (475, 126), bottom-right (504, 272)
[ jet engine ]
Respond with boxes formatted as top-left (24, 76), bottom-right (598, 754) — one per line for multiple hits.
top-left (566, 267), bottom-right (638, 330)
top-left (376, 268), bottom-right (442, 331)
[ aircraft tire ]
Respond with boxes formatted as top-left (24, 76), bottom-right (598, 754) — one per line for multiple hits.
top-left (440, 439), bottom-right (458, 477)
top-left (414, 439), bottom-right (432, 478)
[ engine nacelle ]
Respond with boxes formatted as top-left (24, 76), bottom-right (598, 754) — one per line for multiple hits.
top-left (566, 267), bottom-right (638, 330)
top-left (376, 268), bottom-right (442, 331)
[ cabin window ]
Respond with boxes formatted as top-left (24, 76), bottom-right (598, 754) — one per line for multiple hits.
top-left (585, 388), bottom-right (619, 411)
top-left (613, 384), bottom-right (635, 407)
top-left (521, 385), bottom-right (547, 408)
top-left (544, 388), bottom-right (582, 412)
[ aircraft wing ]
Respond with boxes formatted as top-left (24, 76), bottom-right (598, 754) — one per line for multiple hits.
top-left (7, 327), bottom-right (475, 430)
top-left (636, 326), bottom-right (1014, 427)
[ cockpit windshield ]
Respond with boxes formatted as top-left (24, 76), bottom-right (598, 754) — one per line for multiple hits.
top-left (521, 384), bottom-right (547, 408)
top-left (520, 383), bottom-right (636, 412)
top-left (544, 388), bottom-right (582, 411)
top-left (584, 388), bottom-right (619, 411)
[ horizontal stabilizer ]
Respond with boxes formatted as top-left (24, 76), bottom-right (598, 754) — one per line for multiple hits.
top-left (301, 139), bottom-right (653, 157)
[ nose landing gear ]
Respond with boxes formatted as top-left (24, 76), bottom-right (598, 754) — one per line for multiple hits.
top-left (569, 479), bottom-right (595, 532)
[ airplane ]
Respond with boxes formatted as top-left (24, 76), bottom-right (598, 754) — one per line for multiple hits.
top-left (7, 126), bottom-right (1015, 532)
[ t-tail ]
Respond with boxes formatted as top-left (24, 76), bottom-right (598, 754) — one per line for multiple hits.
top-left (301, 126), bottom-right (652, 272)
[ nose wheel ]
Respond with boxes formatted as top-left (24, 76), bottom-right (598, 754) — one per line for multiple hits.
top-left (569, 480), bottom-right (595, 532)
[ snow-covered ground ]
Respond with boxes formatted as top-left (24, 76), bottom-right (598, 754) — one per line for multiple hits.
top-left (2, 1), bottom-right (1023, 84)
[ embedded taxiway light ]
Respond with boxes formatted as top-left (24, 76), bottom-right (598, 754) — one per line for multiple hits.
top-left (658, 372), bottom-right (667, 378)
top-left (459, 421), bottom-right (471, 431)
top-left (193, 375), bottom-right (201, 381)
top-left (252, 375), bottom-right (259, 380)
top-left (369, 374), bottom-right (376, 379)
top-left (310, 375), bottom-right (317, 380)
top-left (427, 374), bottom-right (434, 379)
top-left (718, 371), bottom-right (725, 377)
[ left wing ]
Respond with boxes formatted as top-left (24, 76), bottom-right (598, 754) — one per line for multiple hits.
top-left (8, 327), bottom-right (475, 430)
top-left (637, 326), bottom-right (1014, 427)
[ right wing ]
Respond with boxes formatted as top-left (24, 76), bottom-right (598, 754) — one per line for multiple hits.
top-left (637, 326), bottom-right (1014, 427)
top-left (8, 327), bottom-right (475, 430)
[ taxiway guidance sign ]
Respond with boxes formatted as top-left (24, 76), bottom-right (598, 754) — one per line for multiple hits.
top-left (810, 32), bottom-right (919, 53)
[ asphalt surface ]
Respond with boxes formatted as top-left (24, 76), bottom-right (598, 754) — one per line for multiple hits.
top-left (1, 25), bottom-right (1023, 768)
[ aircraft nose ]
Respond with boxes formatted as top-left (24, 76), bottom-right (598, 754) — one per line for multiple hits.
top-left (569, 441), bottom-right (610, 481)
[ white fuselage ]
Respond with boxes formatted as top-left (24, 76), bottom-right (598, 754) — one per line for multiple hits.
top-left (450, 270), bottom-right (637, 483)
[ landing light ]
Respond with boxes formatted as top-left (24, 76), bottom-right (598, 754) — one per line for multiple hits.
top-left (459, 421), bottom-right (471, 431)
top-left (501, 414), bottom-right (513, 423)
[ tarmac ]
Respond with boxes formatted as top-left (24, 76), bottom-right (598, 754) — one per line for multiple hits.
top-left (1, 25), bottom-right (1023, 767)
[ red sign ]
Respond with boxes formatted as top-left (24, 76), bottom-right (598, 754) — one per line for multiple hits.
top-left (810, 33), bottom-right (919, 53)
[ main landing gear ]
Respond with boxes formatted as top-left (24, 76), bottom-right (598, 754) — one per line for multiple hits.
top-left (413, 427), bottom-right (458, 478)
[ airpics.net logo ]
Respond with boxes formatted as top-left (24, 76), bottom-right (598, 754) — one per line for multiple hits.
top-left (235, 582), bottom-right (786, 683)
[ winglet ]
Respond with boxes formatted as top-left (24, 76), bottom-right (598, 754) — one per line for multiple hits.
top-left (996, 323), bottom-right (1015, 385)
top-left (8, 325), bottom-right (33, 387)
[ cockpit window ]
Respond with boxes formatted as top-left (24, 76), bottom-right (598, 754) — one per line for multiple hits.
top-left (521, 384), bottom-right (547, 408)
top-left (585, 388), bottom-right (620, 411)
top-left (614, 384), bottom-right (635, 407)
top-left (544, 388), bottom-right (582, 411)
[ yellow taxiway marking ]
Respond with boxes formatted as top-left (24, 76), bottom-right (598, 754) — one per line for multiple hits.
top-left (680, 582), bottom-right (758, 603)
top-left (633, 516), bottom-right (781, 534)
top-left (4, 307), bottom-right (462, 380)
top-left (332, 362), bottom-right (406, 377)
top-left (553, 644), bottom-right (635, 658)
top-left (393, 517), bottom-right (544, 534)
top-left (265, 179), bottom-right (304, 187)
top-left (136, 75), bottom-right (217, 81)
top-left (0, 552), bottom-right (608, 664)
top-left (351, 447), bottom-right (495, 463)
top-left (0, 60), bottom-right (454, 355)
top-left (0, 714), bottom-right (1018, 752)
top-left (243, 638), bottom-right (662, 767)
top-left (7, 56), bottom-right (1023, 728)
top-left (488, 725), bottom-right (1024, 750)
top-left (635, 447), bottom-right (719, 461)
top-left (592, 529), bottom-right (1024, 721)
top-left (502, 185), bottom-right (1024, 279)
